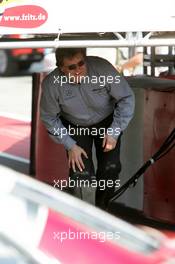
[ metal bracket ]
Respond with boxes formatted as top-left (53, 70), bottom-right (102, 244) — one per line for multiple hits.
top-left (54, 28), bottom-right (62, 49)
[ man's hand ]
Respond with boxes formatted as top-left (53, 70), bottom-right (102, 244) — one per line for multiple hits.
top-left (102, 135), bottom-right (117, 152)
top-left (68, 145), bottom-right (88, 172)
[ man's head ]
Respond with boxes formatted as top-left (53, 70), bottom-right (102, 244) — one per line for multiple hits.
top-left (55, 48), bottom-right (87, 83)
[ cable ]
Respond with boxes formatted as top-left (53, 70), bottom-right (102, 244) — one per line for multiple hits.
top-left (108, 128), bottom-right (175, 205)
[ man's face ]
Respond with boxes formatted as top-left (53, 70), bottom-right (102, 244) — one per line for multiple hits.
top-left (60, 52), bottom-right (87, 84)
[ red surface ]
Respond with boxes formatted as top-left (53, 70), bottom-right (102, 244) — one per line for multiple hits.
top-left (0, 116), bottom-right (30, 159)
top-left (34, 73), bottom-right (69, 185)
top-left (39, 210), bottom-right (146, 264)
top-left (143, 81), bottom-right (175, 223)
top-left (38, 209), bottom-right (175, 264)
top-left (35, 121), bottom-right (69, 184)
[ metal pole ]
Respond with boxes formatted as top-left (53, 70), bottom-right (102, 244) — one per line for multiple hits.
top-left (0, 38), bottom-right (175, 49)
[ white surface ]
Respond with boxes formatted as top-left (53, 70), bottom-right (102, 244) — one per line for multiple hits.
top-left (0, 0), bottom-right (175, 34)
top-left (0, 76), bottom-right (32, 119)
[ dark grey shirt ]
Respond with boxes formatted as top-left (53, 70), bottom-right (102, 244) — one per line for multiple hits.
top-left (40, 56), bottom-right (135, 150)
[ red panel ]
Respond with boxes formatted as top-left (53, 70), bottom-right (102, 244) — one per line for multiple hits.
top-left (143, 79), bottom-right (175, 223)
top-left (36, 121), bottom-right (69, 185)
top-left (34, 74), bottom-right (69, 186)
top-left (38, 210), bottom-right (152, 264)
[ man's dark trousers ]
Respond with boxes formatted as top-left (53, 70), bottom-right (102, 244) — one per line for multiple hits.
top-left (61, 114), bottom-right (121, 210)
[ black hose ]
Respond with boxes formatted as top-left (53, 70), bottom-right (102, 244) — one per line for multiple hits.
top-left (108, 128), bottom-right (175, 205)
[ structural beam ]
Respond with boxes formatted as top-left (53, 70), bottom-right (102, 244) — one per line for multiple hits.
top-left (0, 38), bottom-right (175, 49)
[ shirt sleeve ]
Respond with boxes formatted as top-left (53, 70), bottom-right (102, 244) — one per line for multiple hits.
top-left (99, 58), bottom-right (135, 139)
top-left (40, 76), bottom-right (76, 150)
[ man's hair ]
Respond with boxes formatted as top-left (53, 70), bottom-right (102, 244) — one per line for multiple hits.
top-left (55, 48), bottom-right (86, 68)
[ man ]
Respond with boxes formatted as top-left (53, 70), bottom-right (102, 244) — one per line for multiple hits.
top-left (40, 48), bottom-right (135, 209)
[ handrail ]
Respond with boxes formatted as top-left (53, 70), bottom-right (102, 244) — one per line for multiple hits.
top-left (0, 38), bottom-right (175, 49)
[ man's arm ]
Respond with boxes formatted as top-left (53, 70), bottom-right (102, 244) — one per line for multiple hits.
top-left (102, 75), bottom-right (135, 152)
top-left (117, 53), bottom-right (143, 75)
top-left (100, 58), bottom-right (135, 139)
top-left (40, 76), bottom-right (88, 172)
top-left (40, 77), bottom-right (76, 150)
top-left (109, 75), bottom-right (135, 139)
